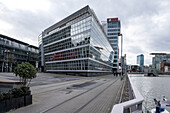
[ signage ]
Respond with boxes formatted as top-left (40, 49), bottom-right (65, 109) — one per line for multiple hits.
top-left (150, 53), bottom-right (166, 55)
top-left (52, 50), bottom-right (77, 61)
top-left (107, 18), bottom-right (118, 22)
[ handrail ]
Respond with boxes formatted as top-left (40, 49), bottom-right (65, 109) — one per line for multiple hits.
top-left (111, 75), bottom-right (144, 113)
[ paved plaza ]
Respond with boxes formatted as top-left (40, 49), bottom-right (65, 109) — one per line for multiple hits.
top-left (0, 73), bottom-right (124, 113)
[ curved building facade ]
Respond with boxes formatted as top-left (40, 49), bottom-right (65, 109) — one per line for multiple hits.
top-left (41, 5), bottom-right (114, 76)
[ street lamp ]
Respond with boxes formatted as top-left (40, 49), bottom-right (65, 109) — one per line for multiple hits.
top-left (118, 33), bottom-right (123, 79)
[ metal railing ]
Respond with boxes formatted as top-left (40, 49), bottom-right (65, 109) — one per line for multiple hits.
top-left (111, 75), bottom-right (144, 113)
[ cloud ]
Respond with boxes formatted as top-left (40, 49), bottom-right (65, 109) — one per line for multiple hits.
top-left (0, 1), bottom-right (54, 46)
top-left (120, 0), bottom-right (170, 64)
top-left (0, 0), bottom-right (51, 12)
top-left (0, 20), bottom-right (13, 31)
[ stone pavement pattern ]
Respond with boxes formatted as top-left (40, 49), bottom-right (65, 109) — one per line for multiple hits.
top-left (1, 73), bottom-right (124, 113)
top-left (78, 79), bottom-right (122, 113)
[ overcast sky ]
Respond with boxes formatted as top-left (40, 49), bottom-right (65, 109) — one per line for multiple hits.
top-left (0, 0), bottom-right (170, 65)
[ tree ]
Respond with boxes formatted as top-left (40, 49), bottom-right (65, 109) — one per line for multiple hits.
top-left (14, 62), bottom-right (37, 87)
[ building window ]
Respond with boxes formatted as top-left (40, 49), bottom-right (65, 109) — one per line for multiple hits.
top-left (107, 33), bottom-right (118, 35)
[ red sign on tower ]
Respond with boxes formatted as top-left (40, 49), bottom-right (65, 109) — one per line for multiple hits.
top-left (107, 18), bottom-right (118, 22)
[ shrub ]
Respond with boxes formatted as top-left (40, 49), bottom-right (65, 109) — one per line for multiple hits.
top-left (0, 93), bottom-right (3, 101)
top-left (0, 86), bottom-right (31, 102)
top-left (20, 86), bottom-right (31, 96)
top-left (11, 88), bottom-right (24, 98)
top-left (2, 91), bottom-right (12, 100)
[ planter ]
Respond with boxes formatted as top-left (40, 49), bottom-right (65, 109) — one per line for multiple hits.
top-left (0, 100), bottom-right (5, 113)
top-left (5, 99), bottom-right (13, 112)
top-left (12, 96), bottom-right (24, 109)
top-left (0, 89), bottom-right (32, 112)
top-left (24, 95), bottom-right (32, 106)
top-left (0, 96), bottom-right (25, 113)
top-left (18, 96), bottom-right (25, 108)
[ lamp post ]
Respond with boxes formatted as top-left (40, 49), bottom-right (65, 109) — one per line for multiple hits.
top-left (118, 33), bottom-right (123, 79)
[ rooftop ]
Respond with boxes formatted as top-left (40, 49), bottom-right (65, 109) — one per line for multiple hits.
top-left (0, 34), bottom-right (38, 49)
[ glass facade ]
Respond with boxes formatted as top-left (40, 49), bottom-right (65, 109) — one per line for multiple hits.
top-left (0, 34), bottom-right (39, 72)
top-left (152, 54), bottom-right (167, 71)
top-left (42, 6), bottom-right (114, 76)
top-left (106, 18), bottom-right (121, 72)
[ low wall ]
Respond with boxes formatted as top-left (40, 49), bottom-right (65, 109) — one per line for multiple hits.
top-left (0, 80), bottom-right (23, 93)
top-left (111, 75), bottom-right (144, 113)
top-left (128, 72), bottom-right (144, 74)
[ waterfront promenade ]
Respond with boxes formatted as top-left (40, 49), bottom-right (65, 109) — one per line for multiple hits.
top-left (0, 73), bottom-right (124, 113)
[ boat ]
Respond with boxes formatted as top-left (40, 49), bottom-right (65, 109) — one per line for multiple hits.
top-left (150, 96), bottom-right (170, 113)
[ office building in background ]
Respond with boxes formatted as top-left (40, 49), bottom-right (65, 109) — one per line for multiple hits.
top-left (151, 53), bottom-right (170, 72)
top-left (137, 54), bottom-right (144, 66)
top-left (102, 18), bottom-right (121, 73)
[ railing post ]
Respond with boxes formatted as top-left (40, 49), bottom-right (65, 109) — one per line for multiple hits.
top-left (124, 108), bottom-right (130, 113)
top-left (128, 79), bottom-right (133, 100)
top-left (137, 103), bottom-right (142, 110)
top-left (131, 105), bottom-right (137, 112)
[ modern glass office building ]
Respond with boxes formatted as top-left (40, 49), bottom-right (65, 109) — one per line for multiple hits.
top-left (0, 34), bottom-right (39, 72)
top-left (102, 18), bottom-right (121, 73)
top-left (41, 5), bottom-right (115, 76)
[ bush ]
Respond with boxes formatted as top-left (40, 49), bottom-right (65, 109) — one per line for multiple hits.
top-left (20, 86), bottom-right (31, 96)
top-left (0, 86), bottom-right (31, 102)
top-left (11, 88), bottom-right (24, 98)
top-left (0, 86), bottom-right (31, 101)
top-left (0, 93), bottom-right (3, 101)
top-left (2, 92), bottom-right (12, 100)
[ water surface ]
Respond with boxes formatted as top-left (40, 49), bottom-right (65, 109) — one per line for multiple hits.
top-left (130, 74), bottom-right (170, 112)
